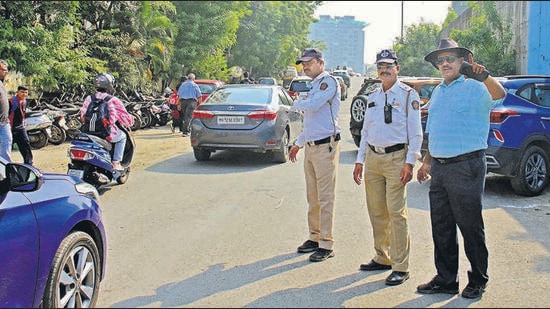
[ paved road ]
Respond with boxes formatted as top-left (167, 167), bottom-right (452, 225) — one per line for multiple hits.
top-left (95, 77), bottom-right (550, 308)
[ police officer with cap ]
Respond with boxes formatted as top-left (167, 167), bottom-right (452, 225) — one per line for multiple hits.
top-left (289, 48), bottom-right (342, 263)
top-left (352, 49), bottom-right (423, 285)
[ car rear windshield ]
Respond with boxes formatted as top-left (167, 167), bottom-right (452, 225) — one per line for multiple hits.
top-left (206, 87), bottom-right (272, 104)
top-left (290, 81), bottom-right (312, 92)
top-left (197, 84), bottom-right (217, 94)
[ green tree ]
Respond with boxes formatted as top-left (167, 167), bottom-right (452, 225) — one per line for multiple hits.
top-left (450, 1), bottom-right (516, 75)
top-left (228, 1), bottom-right (320, 79)
top-left (170, 1), bottom-right (249, 83)
top-left (393, 20), bottom-right (442, 77)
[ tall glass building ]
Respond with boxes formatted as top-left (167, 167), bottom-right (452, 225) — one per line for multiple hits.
top-left (309, 15), bottom-right (367, 75)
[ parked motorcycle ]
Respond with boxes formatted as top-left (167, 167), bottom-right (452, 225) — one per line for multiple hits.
top-left (67, 124), bottom-right (135, 188)
top-left (46, 109), bottom-right (69, 145)
top-left (24, 110), bottom-right (53, 149)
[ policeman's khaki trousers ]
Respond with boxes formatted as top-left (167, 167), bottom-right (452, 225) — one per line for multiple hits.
top-left (363, 147), bottom-right (410, 272)
top-left (303, 141), bottom-right (340, 250)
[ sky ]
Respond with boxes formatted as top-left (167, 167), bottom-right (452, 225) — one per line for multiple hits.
top-left (314, 1), bottom-right (452, 63)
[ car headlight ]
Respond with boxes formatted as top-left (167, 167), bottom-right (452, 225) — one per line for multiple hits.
top-left (75, 181), bottom-right (101, 203)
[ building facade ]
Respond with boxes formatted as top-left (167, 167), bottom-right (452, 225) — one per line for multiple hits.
top-left (441, 1), bottom-right (550, 75)
top-left (308, 15), bottom-right (367, 74)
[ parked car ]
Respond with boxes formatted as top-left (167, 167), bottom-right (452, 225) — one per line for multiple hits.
top-left (190, 84), bottom-right (303, 163)
top-left (287, 76), bottom-right (313, 100)
top-left (257, 77), bottom-right (278, 85)
top-left (332, 75), bottom-right (348, 101)
top-left (332, 69), bottom-right (351, 88)
top-left (195, 79), bottom-right (225, 106)
top-left (0, 159), bottom-right (106, 308)
top-left (349, 77), bottom-right (442, 148)
top-left (485, 75), bottom-right (550, 196)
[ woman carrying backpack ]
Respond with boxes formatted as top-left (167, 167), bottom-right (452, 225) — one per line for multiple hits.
top-left (80, 73), bottom-right (134, 171)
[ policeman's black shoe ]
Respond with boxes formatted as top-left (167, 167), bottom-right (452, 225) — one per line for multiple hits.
top-left (385, 271), bottom-right (410, 286)
top-left (297, 240), bottom-right (319, 253)
top-left (417, 276), bottom-right (459, 294)
top-left (359, 260), bottom-right (392, 271)
top-left (461, 283), bottom-right (486, 299)
top-left (309, 248), bottom-right (334, 262)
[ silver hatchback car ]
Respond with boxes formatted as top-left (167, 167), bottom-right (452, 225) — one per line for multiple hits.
top-left (190, 84), bottom-right (303, 163)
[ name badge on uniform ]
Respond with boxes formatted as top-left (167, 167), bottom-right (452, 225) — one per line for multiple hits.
top-left (368, 102), bottom-right (375, 108)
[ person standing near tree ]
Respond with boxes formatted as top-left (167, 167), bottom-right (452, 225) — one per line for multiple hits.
top-left (8, 86), bottom-right (33, 165)
top-left (289, 48), bottom-right (342, 263)
top-left (416, 39), bottom-right (506, 299)
top-left (0, 59), bottom-right (12, 162)
top-left (177, 73), bottom-right (201, 137)
top-left (352, 49), bottom-right (423, 286)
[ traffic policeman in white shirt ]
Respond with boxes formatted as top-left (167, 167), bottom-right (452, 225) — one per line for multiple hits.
top-left (352, 49), bottom-right (423, 285)
top-left (289, 48), bottom-right (342, 263)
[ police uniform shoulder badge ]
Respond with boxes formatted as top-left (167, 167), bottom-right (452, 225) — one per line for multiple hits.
top-left (320, 82), bottom-right (328, 90)
top-left (411, 100), bottom-right (420, 110)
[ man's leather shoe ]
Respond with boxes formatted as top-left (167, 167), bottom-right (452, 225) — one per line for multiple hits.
top-left (385, 271), bottom-right (410, 285)
top-left (359, 260), bottom-right (391, 271)
top-left (417, 277), bottom-right (459, 294)
top-left (309, 248), bottom-right (334, 262)
top-left (297, 240), bottom-right (318, 253)
top-left (461, 283), bottom-right (486, 299)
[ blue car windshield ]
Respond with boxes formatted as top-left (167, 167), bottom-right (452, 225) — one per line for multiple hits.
top-left (206, 87), bottom-right (272, 105)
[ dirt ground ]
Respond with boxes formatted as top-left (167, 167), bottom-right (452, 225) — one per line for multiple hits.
top-left (13, 124), bottom-right (190, 175)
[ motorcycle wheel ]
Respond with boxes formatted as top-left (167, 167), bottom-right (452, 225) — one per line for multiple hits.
top-left (140, 110), bottom-right (152, 128)
top-left (65, 116), bottom-right (82, 139)
top-left (156, 114), bottom-right (168, 126)
top-left (130, 112), bottom-right (141, 131)
top-left (49, 123), bottom-right (67, 145)
top-left (30, 131), bottom-right (49, 149)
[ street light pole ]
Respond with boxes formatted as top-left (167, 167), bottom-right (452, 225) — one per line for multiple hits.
top-left (400, 0), bottom-right (404, 43)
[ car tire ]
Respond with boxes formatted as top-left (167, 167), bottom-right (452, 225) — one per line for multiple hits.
top-left (272, 130), bottom-right (289, 163)
top-left (193, 147), bottom-right (211, 161)
top-left (42, 231), bottom-right (102, 308)
top-left (510, 145), bottom-right (549, 196)
top-left (350, 95), bottom-right (368, 126)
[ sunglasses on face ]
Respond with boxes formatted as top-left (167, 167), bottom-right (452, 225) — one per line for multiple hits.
top-left (435, 55), bottom-right (459, 66)
top-left (376, 63), bottom-right (396, 70)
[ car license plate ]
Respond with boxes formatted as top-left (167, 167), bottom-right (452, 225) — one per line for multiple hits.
top-left (217, 116), bottom-right (244, 125)
top-left (68, 169), bottom-right (84, 179)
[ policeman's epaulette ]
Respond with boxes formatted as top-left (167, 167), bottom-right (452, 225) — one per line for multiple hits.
top-left (399, 83), bottom-right (413, 92)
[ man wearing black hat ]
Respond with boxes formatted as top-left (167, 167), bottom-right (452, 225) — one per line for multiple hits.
top-left (416, 39), bottom-right (505, 299)
top-left (289, 48), bottom-right (342, 262)
top-left (352, 49), bottom-right (423, 286)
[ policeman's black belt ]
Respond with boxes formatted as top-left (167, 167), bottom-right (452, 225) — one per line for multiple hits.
top-left (307, 133), bottom-right (341, 146)
top-left (368, 143), bottom-right (405, 154)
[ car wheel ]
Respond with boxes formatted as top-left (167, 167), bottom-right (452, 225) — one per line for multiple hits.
top-left (510, 145), bottom-right (549, 196)
top-left (193, 147), bottom-right (211, 161)
top-left (42, 231), bottom-right (102, 308)
top-left (272, 130), bottom-right (289, 163)
top-left (350, 95), bottom-right (368, 125)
